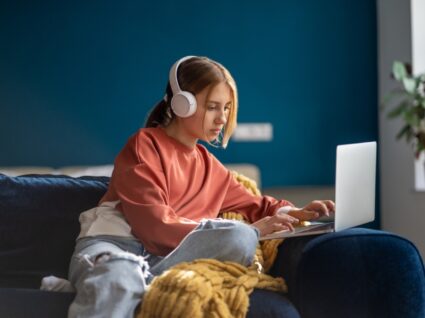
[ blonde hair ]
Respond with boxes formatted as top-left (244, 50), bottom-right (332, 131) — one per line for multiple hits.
top-left (145, 56), bottom-right (238, 148)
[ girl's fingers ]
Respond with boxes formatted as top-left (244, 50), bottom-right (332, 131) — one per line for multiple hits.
top-left (309, 200), bottom-right (336, 215)
top-left (289, 210), bottom-right (319, 221)
top-left (272, 223), bottom-right (289, 231)
top-left (302, 211), bottom-right (320, 220)
top-left (308, 201), bottom-right (329, 216)
top-left (275, 222), bottom-right (294, 232)
top-left (275, 213), bottom-right (299, 224)
top-left (323, 200), bottom-right (335, 212)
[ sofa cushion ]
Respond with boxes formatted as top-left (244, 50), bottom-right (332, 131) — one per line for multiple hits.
top-left (0, 174), bottom-right (109, 287)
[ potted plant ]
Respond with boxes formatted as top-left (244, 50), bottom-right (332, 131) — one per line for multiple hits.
top-left (384, 61), bottom-right (425, 158)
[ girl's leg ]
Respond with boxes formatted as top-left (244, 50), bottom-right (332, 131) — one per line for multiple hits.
top-left (149, 219), bottom-right (259, 276)
top-left (67, 236), bottom-right (150, 318)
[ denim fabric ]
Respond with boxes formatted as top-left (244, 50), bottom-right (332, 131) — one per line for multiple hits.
top-left (150, 219), bottom-right (259, 276)
top-left (68, 219), bottom-right (259, 318)
top-left (68, 238), bottom-right (148, 318)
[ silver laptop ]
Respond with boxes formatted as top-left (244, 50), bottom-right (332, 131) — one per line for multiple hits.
top-left (260, 141), bottom-right (377, 240)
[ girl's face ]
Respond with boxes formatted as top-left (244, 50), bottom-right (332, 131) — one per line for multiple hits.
top-left (178, 81), bottom-right (232, 146)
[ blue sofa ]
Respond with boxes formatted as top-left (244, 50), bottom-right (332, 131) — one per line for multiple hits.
top-left (0, 173), bottom-right (424, 317)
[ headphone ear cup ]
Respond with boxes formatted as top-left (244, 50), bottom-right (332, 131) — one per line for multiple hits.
top-left (170, 91), bottom-right (197, 118)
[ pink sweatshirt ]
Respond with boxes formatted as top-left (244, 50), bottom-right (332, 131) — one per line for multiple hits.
top-left (100, 127), bottom-right (292, 256)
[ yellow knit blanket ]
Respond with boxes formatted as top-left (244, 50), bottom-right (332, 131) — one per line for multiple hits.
top-left (137, 172), bottom-right (286, 318)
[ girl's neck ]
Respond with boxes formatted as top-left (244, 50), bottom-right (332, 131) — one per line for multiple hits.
top-left (162, 121), bottom-right (197, 149)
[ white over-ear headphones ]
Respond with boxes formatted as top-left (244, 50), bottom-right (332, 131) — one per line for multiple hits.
top-left (169, 56), bottom-right (197, 118)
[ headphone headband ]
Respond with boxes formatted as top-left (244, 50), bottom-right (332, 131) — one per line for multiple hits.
top-left (169, 55), bottom-right (196, 95)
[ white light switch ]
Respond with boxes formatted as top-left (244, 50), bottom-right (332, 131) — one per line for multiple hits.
top-left (232, 123), bottom-right (273, 142)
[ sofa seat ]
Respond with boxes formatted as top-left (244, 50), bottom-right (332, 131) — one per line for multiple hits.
top-left (0, 288), bottom-right (301, 318)
top-left (0, 173), bottom-right (424, 318)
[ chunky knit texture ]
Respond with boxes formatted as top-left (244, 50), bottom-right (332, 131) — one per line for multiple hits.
top-left (227, 171), bottom-right (284, 273)
top-left (137, 172), bottom-right (286, 318)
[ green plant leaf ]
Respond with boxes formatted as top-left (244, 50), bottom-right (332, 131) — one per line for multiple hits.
top-left (393, 61), bottom-right (407, 81)
top-left (396, 124), bottom-right (411, 140)
top-left (415, 105), bottom-right (425, 119)
top-left (387, 101), bottom-right (408, 118)
top-left (403, 78), bottom-right (416, 94)
top-left (406, 129), bottom-right (414, 142)
top-left (404, 110), bottom-right (420, 127)
top-left (382, 88), bottom-right (408, 105)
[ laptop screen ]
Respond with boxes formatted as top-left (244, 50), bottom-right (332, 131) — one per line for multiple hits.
top-left (334, 141), bottom-right (376, 231)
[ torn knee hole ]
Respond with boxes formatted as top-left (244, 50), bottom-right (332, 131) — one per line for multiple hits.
top-left (94, 252), bottom-right (112, 265)
top-left (89, 251), bottom-right (150, 273)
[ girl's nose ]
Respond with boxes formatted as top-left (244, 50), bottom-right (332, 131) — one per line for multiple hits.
top-left (216, 111), bottom-right (227, 124)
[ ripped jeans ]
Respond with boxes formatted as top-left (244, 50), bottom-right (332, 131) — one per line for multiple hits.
top-left (67, 219), bottom-right (259, 318)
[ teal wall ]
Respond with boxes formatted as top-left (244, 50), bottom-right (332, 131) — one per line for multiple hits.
top-left (0, 0), bottom-right (377, 188)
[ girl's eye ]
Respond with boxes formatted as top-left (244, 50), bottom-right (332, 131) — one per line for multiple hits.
top-left (206, 103), bottom-right (231, 111)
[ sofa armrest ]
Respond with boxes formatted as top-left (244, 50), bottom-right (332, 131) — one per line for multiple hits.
top-left (270, 228), bottom-right (425, 318)
top-left (0, 174), bottom-right (109, 287)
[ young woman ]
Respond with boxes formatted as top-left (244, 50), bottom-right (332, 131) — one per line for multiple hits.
top-left (67, 56), bottom-right (334, 318)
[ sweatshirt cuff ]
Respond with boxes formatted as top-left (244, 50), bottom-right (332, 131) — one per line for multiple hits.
top-left (276, 205), bottom-right (293, 215)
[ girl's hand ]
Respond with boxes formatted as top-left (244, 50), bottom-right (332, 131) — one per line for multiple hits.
top-left (251, 213), bottom-right (299, 237)
top-left (287, 200), bottom-right (335, 221)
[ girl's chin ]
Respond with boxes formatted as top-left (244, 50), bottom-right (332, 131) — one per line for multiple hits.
top-left (199, 131), bottom-right (221, 143)
top-left (200, 136), bottom-right (219, 143)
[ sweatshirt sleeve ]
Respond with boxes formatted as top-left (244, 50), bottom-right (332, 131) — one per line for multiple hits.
top-left (220, 169), bottom-right (294, 223)
top-left (110, 134), bottom-right (198, 256)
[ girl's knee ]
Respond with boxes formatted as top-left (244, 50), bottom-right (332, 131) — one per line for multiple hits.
top-left (227, 221), bottom-right (258, 242)
top-left (231, 221), bottom-right (258, 246)
top-left (165, 220), bottom-right (259, 268)
top-left (214, 221), bottom-right (259, 265)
